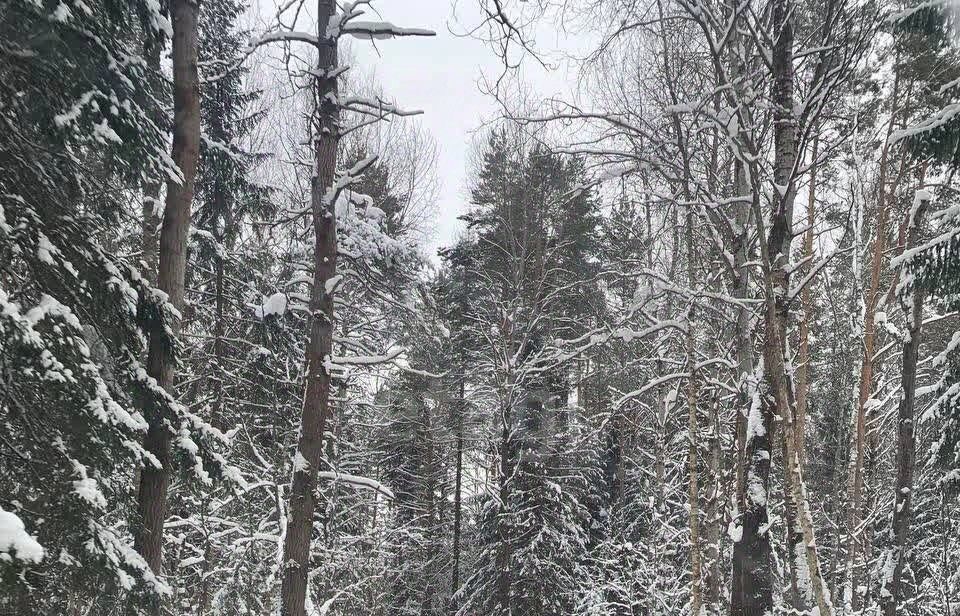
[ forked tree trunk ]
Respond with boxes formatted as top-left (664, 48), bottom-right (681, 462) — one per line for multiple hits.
top-left (135, 0), bottom-right (201, 590)
top-left (880, 189), bottom-right (928, 616)
top-left (279, 1), bottom-right (340, 613)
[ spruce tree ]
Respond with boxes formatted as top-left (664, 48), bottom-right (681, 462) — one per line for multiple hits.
top-left (450, 128), bottom-right (601, 615)
top-left (0, 1), bottom-right (181, 610)
top-left (890, 0), bottom-right (960, 488)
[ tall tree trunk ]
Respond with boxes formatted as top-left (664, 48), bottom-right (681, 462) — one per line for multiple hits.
top-left (132, 34), bottom-right (162, 546)
top-left (653, 360), bottom-right (669, 611)
top-left (134, 0), bottom-right (201, 588)
top-left (766, 0), bottom-right (834, 612)
top-left (280, 2), bottom-right (340, 613)
top-left (769, 0), bottom-right (805, 604)
top-left (784, 131), bottom-right (818, 612)
top-left (880, 189), bottom-right (929, 615)
top-left (422, 397), bottom-right (437, 613)
top-left (843, 77), bottom-right (897, 610)
top-left (198, 247), bottom-right (228, 616)
top-left (729, 158), bottom-right (767, 616)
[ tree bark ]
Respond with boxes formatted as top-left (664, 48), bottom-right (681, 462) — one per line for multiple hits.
top-left (769, 0), bottom-right (804, 606)
top-left (279, 1), bottom-right (340, 613)
top-left (495, 401), bottom-right (513, 613)
top-left (784, 130), bottom-right (818, 612)
top-left (880, 190), bottom-right (928, 616)
top-left (134, 0), bottom-right (201, 589)
top-left (765, 0), bottom-right (834, 612)
top-left (728, 156), bottom-right (767, 616)
top-left (421, 396), bottom-right (437, 613)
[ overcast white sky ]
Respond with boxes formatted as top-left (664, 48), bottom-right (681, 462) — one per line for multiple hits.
top-left (344, 2), bottom-right (495, 255)
top-left (352, 3), bottom-right (493, 254)
top-left (347, 1), bottom-right (575, 256)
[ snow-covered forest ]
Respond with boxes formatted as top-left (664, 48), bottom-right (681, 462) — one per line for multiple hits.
top-left (2, 0), bottom-right (960, 614)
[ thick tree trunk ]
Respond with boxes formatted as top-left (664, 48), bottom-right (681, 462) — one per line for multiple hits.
top-left (135, 0), bottom-right (201, 588)
top-left (765, 0), bottom-right (834, 612)
top-left (279, 2), bottom-right (339, 613)
top-left (880, 191), bottom-right (928, 615)
top-left (733, 351), bottom-right (773, 616)
top-left (728, 160), bottom-right (767, 616)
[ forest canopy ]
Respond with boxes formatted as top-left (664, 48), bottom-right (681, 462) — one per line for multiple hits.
top-left (1, 0), bottom-right (960, 615)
